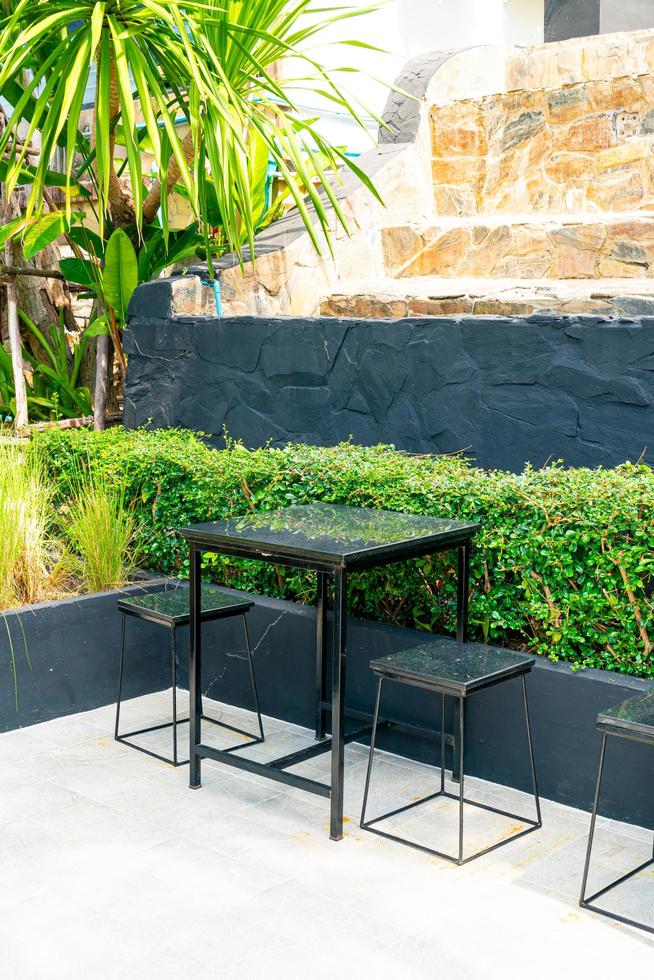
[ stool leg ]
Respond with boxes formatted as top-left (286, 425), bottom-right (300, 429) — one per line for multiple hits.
top-left (243, 615), bottom-right (264, 741)
top-left (114, 613), bottom-right (126, 740)
top-left (171, 627), bottom-right (178, 767)
top-left (521, 674), bottom-right (541, 825)
top-left (580, 732), bottom-right (608, 907)
top-left (457, 696), bottom-right (465, 865)
top-left (360, 677), bottom-right (383, 828)
top-left (440, 693), bottom-right (446, 793)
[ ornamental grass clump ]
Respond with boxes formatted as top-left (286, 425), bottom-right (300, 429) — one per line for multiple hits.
top-left (0, 443), bottom-right (63, 609)
top-left (64, 475), bottom-right (137, 594)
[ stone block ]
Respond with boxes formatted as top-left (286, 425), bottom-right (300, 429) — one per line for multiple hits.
top-left (588, 76), bottom-right (648, 113)
top-left (464, 225), bottom-right (514, 277)
top-left (547, 85), bottom-right (591, 122)
top-left (400, 227), bottom-right (471, 277)
top-left (596, 139), bottom-right (653, 170)
top-left (550, 226), bottom-right (605, 279)
top-left (501, 110), bottom-right (546, 152)
top-left (381, 226), bottom-right (425, 275)
top-left (432, 185), bottom-right (478, 216)
top-left (171, 277), bottom-right (217, 317)
top-left (408, 297), bottom-right (473, 316)
top-left (586, 167), bottom-right (649, 211)
top-left (542, 151), bottom-right (597, 183)
top-left (598, 257), bottom-right (649, 278)
top-left (431, 156), bottom-right (481, 186)
top-left (560, 115), bottom-right (615, 152)
top-left (432, 122), bottom-right (486, 157)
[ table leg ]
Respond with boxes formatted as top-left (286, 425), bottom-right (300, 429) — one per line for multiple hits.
top-left (457, 695), bottom-right (466, 865)
top-left (456, 541), bottom-right (470, 644)
top-left (330, 567), bottom-right (347, 841)
top-left (453, 541), bottom-right (470, 780)
top-left (189, 546), bottom-right (202, 789)
top-left (315, 572), bottom-right (328, 741)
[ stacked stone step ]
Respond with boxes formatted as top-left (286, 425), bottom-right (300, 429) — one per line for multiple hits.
top-left (381, 215), bottom-right (654, 280)
top-left (319, 276), bottom-right (654, 318)
top-left (322, 32), bottom-right (654, 318)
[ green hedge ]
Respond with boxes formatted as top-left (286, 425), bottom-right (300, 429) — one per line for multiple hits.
top-left (35, 426), bottom-right (654, 677)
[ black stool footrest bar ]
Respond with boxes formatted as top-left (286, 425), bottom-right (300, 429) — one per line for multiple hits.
top-left (116, 714), bottom-right (264, 767)
top-left (580, 854), bottom-right (654, 934)
top-left (361, 786), bottom-right (541, 865)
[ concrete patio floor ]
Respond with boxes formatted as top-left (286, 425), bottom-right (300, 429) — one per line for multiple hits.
top-left (1, 691), bottom-right (652, 979)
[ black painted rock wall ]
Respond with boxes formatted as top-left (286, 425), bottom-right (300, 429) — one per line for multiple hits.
top-left (125, 292), bottom-right (654, 472)
top-left (545, 0), bottom-right (600, 42)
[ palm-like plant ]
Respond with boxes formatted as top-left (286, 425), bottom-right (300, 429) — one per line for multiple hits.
top-left (0, 0), bottom-right (383, 255)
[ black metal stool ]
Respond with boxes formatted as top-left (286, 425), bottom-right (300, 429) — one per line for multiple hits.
top-left (360, 639), bottom-right (542, 864)
top-left (580, 689), bottom-right (654, 934)
top-left (115, 586), bottom-right (264, 767)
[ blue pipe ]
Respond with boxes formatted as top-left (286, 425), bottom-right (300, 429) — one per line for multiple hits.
top-left (212, 279), bottom-right (222, 316)
top-left (203, 278), bottom-right (222, 316)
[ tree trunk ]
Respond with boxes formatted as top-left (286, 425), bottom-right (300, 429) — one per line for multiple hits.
top-left (8, 237), bottom-right (77, 358)
top-left (93, 334), bottom-right (110, 431)
top-left (1, 187), bottom-right (28, 428)
top-left (4, 273), bottom-right (28, 429)
top-left (1, 109), bottom-right (77, 373)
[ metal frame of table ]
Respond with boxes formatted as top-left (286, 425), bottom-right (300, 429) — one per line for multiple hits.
top-left (182, 508), bottom-right (479, 841)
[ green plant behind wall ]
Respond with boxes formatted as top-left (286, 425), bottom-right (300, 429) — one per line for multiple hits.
top-left (35, 428), bottom-right (654, 678)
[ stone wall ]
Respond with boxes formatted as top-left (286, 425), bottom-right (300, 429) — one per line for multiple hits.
top-left (125, 283), bottom-right (654, 472)
top-left (201, 29), bottom-right (654, 321)
top-left (383, 217), bottom-right (654, 280)
top-left (429, 73), bottom-right (654, 216)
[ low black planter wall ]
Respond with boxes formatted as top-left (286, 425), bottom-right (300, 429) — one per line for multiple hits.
top-left (4, 582), bottom-right (651, 829)
top-left (125, 289), bottom-right (654, 471)
top-left (0, 582), bottom-right (171, 732)
top-left (169, 587), bottom-right (653, 828)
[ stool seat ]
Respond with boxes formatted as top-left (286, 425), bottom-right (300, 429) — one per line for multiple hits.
top-left (118, 585), bottom-right (253, 627)
top-left (370, 638), bottom-right (534, 696)
top-left (597, 689), bottom-right (654, 744)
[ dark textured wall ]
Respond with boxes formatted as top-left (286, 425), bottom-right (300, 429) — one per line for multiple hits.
top-left (545, 0), bottom-right (600, 41)
top-left (125, 293), bottom-right (654, 471)
top-left (0, 583), bottom-right (171, 732)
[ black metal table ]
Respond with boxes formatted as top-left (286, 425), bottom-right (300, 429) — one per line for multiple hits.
top-left (180, 502), bottom-right (479, 840)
